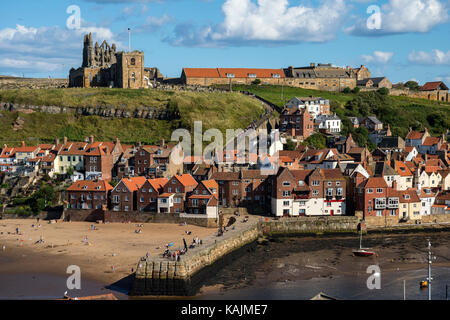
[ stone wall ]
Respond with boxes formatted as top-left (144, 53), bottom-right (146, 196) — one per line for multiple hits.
top-left (0, 102), bottom-right (175, 120)
top-left (65, 208), bottom-right (218, 227)
top-left (131, 222), bottom-right (260, 296)
top-left (261, 216), bottom-right (360, 235)
top-left (355, 211), bottom-right (450, 229)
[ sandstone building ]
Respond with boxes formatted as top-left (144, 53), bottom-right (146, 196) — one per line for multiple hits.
top-left (181, 68), bottom-right (285, 86)
top-left (69, 33), bottom-right (160, 89)
top-left (283, 63), bottom-right (357, 91)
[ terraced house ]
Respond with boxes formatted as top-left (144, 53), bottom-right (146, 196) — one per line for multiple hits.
top-left (271, 167), bottom-right (346, 217)
top-left (110, 177), bottom-right (147, 212)
top-left (66, 179), bottom-right (113, 210)
top-left (157, 174), bottom-right (197, 213)
top-left (186, 179), bottom-right (219, 218)
top-left (136, 177), bottom-right (168, 212)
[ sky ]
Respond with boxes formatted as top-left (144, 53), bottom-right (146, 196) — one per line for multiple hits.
top-left (0, 0), bottom-right (449, 84)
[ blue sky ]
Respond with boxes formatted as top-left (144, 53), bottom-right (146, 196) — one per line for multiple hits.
top-left (0, 0), bottom-right (449, 84)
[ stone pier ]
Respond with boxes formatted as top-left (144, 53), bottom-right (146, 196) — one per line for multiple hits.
top-left (130, 215), bottom-right (360, 296)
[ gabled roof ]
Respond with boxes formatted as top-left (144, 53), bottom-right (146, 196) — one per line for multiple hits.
top-left (175, 174), bottom-right (198, 187)
top-left (121, 177), bottom-right (147, 192)
top-left (183, 68), bottom-right (220, 78)
top-left (358, 177), bottom-right (388, 189)
top-left (217, 68), bottom-right (285, 79)
top-left (67, 180), bottom-right (113, 192)
top-left (147, 177), bottom-right (168, 191)
top-left (422, 136), bottom-right (441, 146)
top-left (15, 146), bottom-right (40, 153)
top-left (393, 161), bottom-right (413, 177)
top-left (420, 81), bottom-right (449, 91)
top-left (406, 130), bottom-right (426, 140)
top-left (211, 171), bottom-right (240, 181)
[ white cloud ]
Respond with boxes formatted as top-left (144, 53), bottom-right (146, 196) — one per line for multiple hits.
top-left (347, 0), bottom-right (449, 36)
top-left (168, 0), bottom-right (348, 47)
top-left (408, 49), bottom-right (450, 65)
top-left (361, 51), bottom-right (394, 64)
top-left (0, 24), bottom-right (120, 76)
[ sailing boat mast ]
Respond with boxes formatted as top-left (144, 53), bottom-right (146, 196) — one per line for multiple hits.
top-left (427, 240), bottom-right (432, 300)
top-left (359, 226), bottom-right (363, 249)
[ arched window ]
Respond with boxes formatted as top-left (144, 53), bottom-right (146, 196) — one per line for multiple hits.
top-left (131, 58), bottom-right (135, 65)
top-left (131, 72), bottom-right (136, 82)
top-left (88, 73), bottom-right (92, 83)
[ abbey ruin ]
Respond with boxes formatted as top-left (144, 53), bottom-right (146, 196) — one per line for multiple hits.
top-left (69, 33), bottom-right (162, 89)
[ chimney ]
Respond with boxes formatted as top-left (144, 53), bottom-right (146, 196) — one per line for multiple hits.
top-left (89, 135), bottom-right (94, 144)
top-left (3, 144), bottom-right (7, 150)
top-left (55, 137), bottom-right (60, 145)
top-left (392, 179), bottom-right (397, 190)
top-left (63, 136), bottom-right (68, 144)
top-left (115, 137), bottom-right (120, 144)
top-left (21, 141), bottom-right (25, 147)
top-left (160, 138), bottom-right (165, 147)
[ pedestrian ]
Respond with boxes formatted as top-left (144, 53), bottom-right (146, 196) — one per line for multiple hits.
top-left (111, 265), bottom-right (115, 272)
top-left (146, 252), bottom-right (149, 260)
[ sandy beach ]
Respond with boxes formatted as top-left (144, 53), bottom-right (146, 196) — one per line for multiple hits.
top-left (0, 219), bottom-right (217, 291)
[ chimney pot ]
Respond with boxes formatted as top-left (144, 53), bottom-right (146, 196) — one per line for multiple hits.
top-left (63, 136), bottom-right (68, 144)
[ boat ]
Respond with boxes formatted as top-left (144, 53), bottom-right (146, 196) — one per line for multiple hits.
top-left (352, 225), bottom-right (376, 257)
top-left (420, 280), bottom-right (428, 288)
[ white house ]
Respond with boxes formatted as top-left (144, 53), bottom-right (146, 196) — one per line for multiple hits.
top-left (285, 97), bottom-right (330, 119)
top-left (315, 114), bottom-right (341, 133)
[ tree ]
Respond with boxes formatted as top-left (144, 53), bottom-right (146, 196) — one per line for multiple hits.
top-left (304, 134), bottom-right (326, 149)
top-left (404, 80), bottom-right (420, 91)
top-left (252, 79), bottom-right (261, 85)
top-left (66, 166), bottom-right (75, 177)
top-left (343, 87), bottom-right (351, 94)
top-left (285, 139), bottom-right (297, 151)
top-left (352, 87), bottom-right (361, 94)
top-left (377, 87), bottom-right (390, 95)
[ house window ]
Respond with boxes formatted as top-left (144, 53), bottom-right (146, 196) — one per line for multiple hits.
top-left (367, 189), bottom-right (373, 194)
top-left (312, 190), bottom-right (319, 196)
top-left (283, 201), bottom-right (290, 206)
top-left (336, 188), bottom-right (343, 196)
top-left (283, 191), bottom-right (291, 197)
top-left (327, 181), bottom-right (332, 186)
top-left (326, 188), bottom-right (333, 197)
top-left (376, 188), bottom-right (383, 193)
top-left (376, 210), bottom-right (383, 216)
top-left (232, 190), bottom-right (238, 195)
top-left (312, 180), bottom-right (320, 186)
top-left (124, 206), bottom-right (129, 212)
top-left (232, 181), bottom-right (239, 186)
top-left (174, 197), bottom-right (181, 203)
top-left (140, 197), bottom-right (144, 203)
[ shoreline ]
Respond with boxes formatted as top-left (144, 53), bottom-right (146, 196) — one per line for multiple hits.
top-left (2, 219), bottom-right (450, 299)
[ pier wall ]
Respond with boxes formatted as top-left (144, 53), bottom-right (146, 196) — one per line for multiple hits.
top-left (131, 221), bottom-right (260, 296)
top-left (261, 216), bottom-right (360, 236)
top-left (65, 209), bottom-right (218, 228)
top-left (356, 211), bottom-right (450, 228)
top-left (131, 215), bottom-right (360, 296)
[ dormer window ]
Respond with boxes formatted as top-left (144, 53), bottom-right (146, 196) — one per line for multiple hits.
top-left (272, 74), bottom-right (281, 78)
top-left (96, 186), bottom-right (101, 190)
top-left (248, 73), bottom-right (256, 78)
top-left (83, 185), bottom-right (87, 190)
top-left (226, 73), bottom-right (235, 78)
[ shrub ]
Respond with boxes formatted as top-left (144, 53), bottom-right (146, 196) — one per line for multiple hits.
top-left (252, 79), bottom-right (261, 85)
top-left (343, 87), bottom-right (351, 94)
top-left (377, 87), bottom-right (390, 95)
top-left (352, 87), bottom-right (361, 94)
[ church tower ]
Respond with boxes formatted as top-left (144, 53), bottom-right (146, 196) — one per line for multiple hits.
top-left (82, 33), bottom-right (94, 67)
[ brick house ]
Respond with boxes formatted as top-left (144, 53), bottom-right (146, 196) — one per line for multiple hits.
top-left (136, 177), bottom-right (168, 212)
top-left (66, 179), bottom-right (113, 210)
top-left (270, 167), bottom-right (346, 217)
top-left (355, 177), bottom-right (399, 218)
top-left (279, 106), bottom-right (314, 138)
top-left (157, 174), bottom-right (198, 213)
top-left (84, 142), bottom-right (114, 181)
top-left (210, 171), bottom-right (241, 207)
top-left (110, 177), bottom-right (147, 212)
top-left (186, 179), bottom-right (219, 218)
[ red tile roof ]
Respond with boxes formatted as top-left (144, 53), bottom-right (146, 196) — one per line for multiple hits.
top-left (406, 130), bottom-right (425, 140)
top-left (183, 68), bottom-right (221, 78)
top-left (67, 180), bottom-right (113, 192)
top-left (420, 81), bottom-right (449, 91)
top-left (394, 161), bottom-right (413, 177)
top-left (217, 68), bottom-right (285, 79)
top-left (15, 146), bottom-right (39, 153)
top-left (358, 177), bottom-right (388, 189)
top-left (121, 177), bottom-right (147, 192)
top-left (183, 68), bottom-right (285, 79)
top-left (147, 178), bottom-right (168, 191)
top-left (422, 136), bottom-right (441, 146)
top-left (175, 174), bottom-right (198, 187)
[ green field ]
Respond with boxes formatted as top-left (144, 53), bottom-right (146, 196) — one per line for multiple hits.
top-left (0, 88), bottom-right (265, 145)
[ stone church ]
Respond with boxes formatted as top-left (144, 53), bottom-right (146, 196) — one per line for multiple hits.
top-left (69, 33), bottom-right (158, 89)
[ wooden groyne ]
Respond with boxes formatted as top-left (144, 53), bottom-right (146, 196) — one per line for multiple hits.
top-left (130, 215), bottom-right (360, 296)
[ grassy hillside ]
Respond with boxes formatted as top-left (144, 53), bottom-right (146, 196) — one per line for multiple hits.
top-left (0, 88), bottom-right (265, 145)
